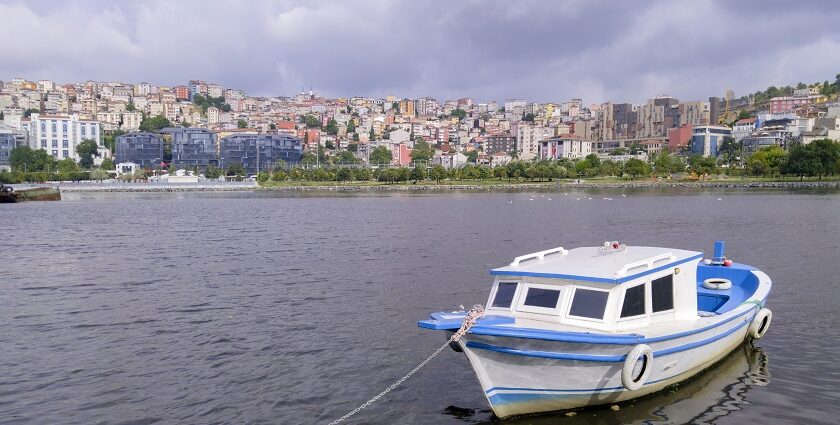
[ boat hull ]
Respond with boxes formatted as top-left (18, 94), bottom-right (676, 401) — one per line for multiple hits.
top-left (457, 306), bottom-right (759, 418)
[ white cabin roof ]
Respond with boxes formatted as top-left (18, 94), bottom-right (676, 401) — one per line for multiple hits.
top-left (491, 246), bottom-right (703, 284)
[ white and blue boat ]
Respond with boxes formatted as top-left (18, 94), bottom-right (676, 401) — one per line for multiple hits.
top-left (419, 241), bottom-right (772, 418)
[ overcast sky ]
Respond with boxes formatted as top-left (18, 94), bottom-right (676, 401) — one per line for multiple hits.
top-left (2, 0), bottom-right (839, 105)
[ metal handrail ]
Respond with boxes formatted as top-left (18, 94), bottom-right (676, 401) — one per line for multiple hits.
top-left (615, 252), bottom-right (675, 276)
top-left (510, 246), bottom-right (568, 267)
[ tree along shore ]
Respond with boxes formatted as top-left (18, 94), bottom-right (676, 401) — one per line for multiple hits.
top-left (54, 179), bottom-right (840, 193)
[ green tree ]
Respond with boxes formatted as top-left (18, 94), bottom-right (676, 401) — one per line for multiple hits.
top-left (599, 159), bottom-right (621, 177)
top-left (336, 167), bottom-right (354, 182)
top-left (126, 102), bottom-right (136, 112)
top-left (304, 115), bottom-right (321, 128)
top-left (347, 119), bottom-right (356, 133)
top-left (451, 109), bottom-right (467, 120)
top-left (237, 119), bottom-right (248, 128)
top-left (23, 108), bottom-right (40, 118)
top-left (257, 171), bottom-right (270, 183)
top-left (687, 155), bottom-right (719, 176)
top-left (507, 160), bottom-right (527, 181)
top-left (746, 146), bottom-right (787, 177)
top-left (139, 115), bottom-right (171, 132)
top-left (102, 130), bottom-right (125, 154)
top-left (56, 157), bottom-right (79, 173)
top-left (336, 150), bottom-right (358, 164)
top-left (100, 157), bottom-right (115, 170)
top-left (409, 165), bottom-right (426, 182)
top-left (810, 139), bottom-right (840, 178)
top-left (300, 152), bottom-right (318, 165)
top-left (395, 167), bottom-right (410, 183)
top-left (269, 123), bottom-right (277, 130)
top-left (736, 110), bottom-right (752, 121)
top-left (204, 165), bottom-right (223, 179)
top-left (623, 158), bottom-right (651, 179)
top-left (369, 146), bottom-right (393, 165)
top-left (784, 142), bottom-right (820, 179)
top-left (90, 168), bottom-right (109, 181)
top-left (226, 163), bottom-right (246, 177)
top-left (353, 167), bottom-right (372, 181)
top-left (377, 168), bottom-right (396, 184)
top-left (466, 150), bottom-right (478, 163)
top-left (272, 160), bottom-right (287, 172)
top-left (410, 140), bottom-right (434, 164)
top-left (369, 127), bottom-right (376, 141)
top-left (493, 165), bottom-right (508, 180)
top-left (429, 165), bottom-right (447, 183)
top-left (523, 113), bottom-right (535, 122)
top-left (76, 139), bottom-right (99, 169)
top-left (325, 119), bottom-right (339, 135)
top-left (271, 170), bottom-right (288, 181)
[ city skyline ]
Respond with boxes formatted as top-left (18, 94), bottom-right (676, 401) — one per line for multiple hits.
top-left (2, 0), bottom-right (840, 104)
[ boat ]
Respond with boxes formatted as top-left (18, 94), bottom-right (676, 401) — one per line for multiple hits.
top-left (0, 184), bottom-right (61, 202)
top-left (0, 184), bottom-right (19, 203)
top-left (419, 240), bottom-right (772, 419)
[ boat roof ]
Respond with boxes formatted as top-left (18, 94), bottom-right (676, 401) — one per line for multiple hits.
top-left (491, 246), bottom-right (703, 284)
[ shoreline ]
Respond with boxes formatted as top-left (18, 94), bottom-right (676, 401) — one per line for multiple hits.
top-left (55, 180), bottom-right (840, 193)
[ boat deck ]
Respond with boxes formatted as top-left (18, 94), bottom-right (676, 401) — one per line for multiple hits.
top-left (696, 262), bottom-right (759, 314)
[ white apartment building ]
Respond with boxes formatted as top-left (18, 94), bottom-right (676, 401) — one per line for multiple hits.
top-left (134, 82), bottom-right (151, 96)
top-left (37, 80), bottom-right (55, 93)
top-left (538, 135), bottom-right (592, 160)
top-left (515, 123), bottom-right (552, 160)
top-left (207, 84), bottom-right (223, 98)
top-left (207, 106), bottom-right (220, 124)
top-left (23, 113), bottom-right (102, 161)
top-left (122, 112), bottom-right (143, 131)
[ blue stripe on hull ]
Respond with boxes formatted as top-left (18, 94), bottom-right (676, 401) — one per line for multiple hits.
top-left (466, 317), bottom-right (751, 362)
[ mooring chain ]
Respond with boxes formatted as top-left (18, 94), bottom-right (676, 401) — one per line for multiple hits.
top-left (328, 305), bottom-right (484, 425)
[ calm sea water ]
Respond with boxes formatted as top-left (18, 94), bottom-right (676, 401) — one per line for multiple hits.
top-left (1, 188), bottom-right (839, 425)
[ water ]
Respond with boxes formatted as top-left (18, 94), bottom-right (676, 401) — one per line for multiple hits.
top-left (1, 189), bottom-right (839, 424)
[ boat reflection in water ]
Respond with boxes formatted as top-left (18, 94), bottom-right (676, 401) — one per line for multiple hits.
top-left (445, 343), bottom-right (770, 424)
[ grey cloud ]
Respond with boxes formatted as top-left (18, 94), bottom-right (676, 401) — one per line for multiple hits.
top-left (1, 0), bottom-right (839, 104)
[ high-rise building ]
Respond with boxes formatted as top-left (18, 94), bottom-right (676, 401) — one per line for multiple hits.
top-left (115, 132), bottom-right (165, 167)
top-left (161, 127), bottom-right (218, 169)
top-left (219, 134), bottom-right (303, 174)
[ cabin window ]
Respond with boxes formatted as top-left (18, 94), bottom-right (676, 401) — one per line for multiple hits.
top-left (652, 274), bottom-right (674, 313)
top-left (568, 288), bottom-right (609, 320)
top-left (620, 283), bottom-right (646, 318)
top-left (523, 287), bottom-right (561, 308)
top-left (491, 282), bottom-right (518, 308)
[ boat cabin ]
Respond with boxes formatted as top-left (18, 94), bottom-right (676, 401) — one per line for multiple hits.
top-left (487, 244), bottom-right (703, 332)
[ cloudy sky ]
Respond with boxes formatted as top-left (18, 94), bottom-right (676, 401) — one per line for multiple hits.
top-left (2, 0), bottom-right (839, 104)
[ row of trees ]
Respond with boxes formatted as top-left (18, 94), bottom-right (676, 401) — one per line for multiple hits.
top-left (747, 139), bottom-right (840, 179)
top-left (259, 156), bottom-right (660, 185)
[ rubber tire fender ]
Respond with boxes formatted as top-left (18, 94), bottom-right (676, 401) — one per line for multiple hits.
top-left (749, 308), bottom-right (772, 340)
top-left (621, 344), bottom-right (653, 391)
top-left (703, 278), bottom-right (732, 290)
top-left (622, 344), bottom-right (653, 391)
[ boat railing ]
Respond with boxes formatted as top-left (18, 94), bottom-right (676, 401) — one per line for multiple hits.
top-left (510, 246), bottom-right (568, 267)
top-left (616, 252), bottom-right (676, 277)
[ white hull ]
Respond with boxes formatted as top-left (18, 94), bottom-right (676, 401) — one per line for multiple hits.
top-left (458, 305), bottom-right (759, 418)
